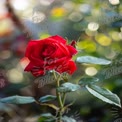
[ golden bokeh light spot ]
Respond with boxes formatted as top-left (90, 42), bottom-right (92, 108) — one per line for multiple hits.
top-left (77, 40), bottom-right (96, 52)
top-left (95, 34), bottom-right (112, 46)
top-left (51, 7), bottom-right (66, 17)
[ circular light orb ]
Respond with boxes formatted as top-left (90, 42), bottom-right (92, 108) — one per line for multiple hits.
top-left (88, 22), bottom-right (99, 31)
top-left (0, 50), bottom-right (11, 59)
top-left (85, 29), bottom-right (98, 36)
top-left (79, 4), bottom-right (91, 14)
top-left (63, 1), bottom-right (74, 11)
top-left (11, 0), bottom-right (29, 10)
top-left (40, 0), bottom-right (54, 6)
top-left (109, 31), bottom-right (120, 41)
top-left (85, 67), bottom-right (97, 76)
top-left (109, 0), bottom-right (120, 5)
top-left (31, 12), bottom-right (46, 23)
top-left (0, 0), bottom-right (8, 16)
top-left (0, 19), bottom-right (14, 36)
top-left (69, 12), bottom-right (82, 22)
top-left (120, 27), bottom-right (122, 32)
top-left (7, 69), bottom-right (23, 83)
top-left (118, 32), bottom-right (122, 39)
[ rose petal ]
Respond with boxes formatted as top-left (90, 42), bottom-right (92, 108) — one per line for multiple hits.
top-left (53, 43), bottom-right (70, 58)
top-left (67, 60), bottom-right (77, 74)
top-left (20, 57), bottom-right (30, 69)
top-left (48, 35), bottom-right (66, 44)
top-left (67, 45), bottom-right (78, 56)
top-left (25, 41), bottom-right (37, 57)
top-left (24, 62), bottom-right (34, 71)
top-left (31, 69), bottom-right (44, 77)
top-left (70, 40), bottom-right (76, 47)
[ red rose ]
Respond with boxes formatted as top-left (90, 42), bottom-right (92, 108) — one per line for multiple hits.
top-left (22, 35), bottom-right (77, 77)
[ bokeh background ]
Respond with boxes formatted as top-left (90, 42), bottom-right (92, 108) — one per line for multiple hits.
top-left (1, 0), bottom-right (122, 122)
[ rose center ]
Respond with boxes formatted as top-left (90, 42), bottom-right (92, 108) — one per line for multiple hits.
top-left (42, 45), bottom-right (55, 57)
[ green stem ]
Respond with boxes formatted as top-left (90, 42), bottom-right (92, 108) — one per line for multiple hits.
top-left (53, 71), bottom-right (64, 122)
top-left (56, 80), bottom-right (63, 109)
top-left (62, 93), bottom-right (66, 106)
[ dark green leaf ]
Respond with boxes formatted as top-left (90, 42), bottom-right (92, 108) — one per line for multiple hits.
top-left (0, 95), bottom-right (35, 104)
top-left (76, 56), bottom-right (111, 65)
top-left (86, 85), bottom-right (121, 107)
top-left (41, 113), bottom-right (53, 118)
top-left (62, 116), bottom-right (77, 122)
top-left (38, 113), bottom-right (56, 122)
top-left (39, 95), bottom-right (56, 103)
top-left (79, 77), bottom-right (99, 86)
top-left (58, 83), bottom-right (81, 93)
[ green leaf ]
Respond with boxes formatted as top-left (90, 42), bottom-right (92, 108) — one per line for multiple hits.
top-left (38, 113), bottom-right (56, 122)
top-left (0, 102), bottom-right (11, 111)
top-left (58, 83), bottom-right (81, 93)
top-left (0, 95), bottom-right (35, 104)
top-left (79, 77), bottom-right (99, 86)
top-left (41, 113), bottom-right (53, 118)
top-left (39, 95), bottom-right (56, 103)
top-left (62, 116), bottom-right (77, 122)
top-left (86, 85), bottom-right (121, 107)
top-left (76, 56), bottom-right (111, 65)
